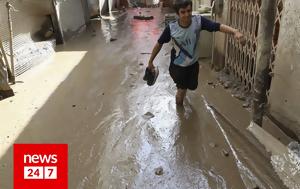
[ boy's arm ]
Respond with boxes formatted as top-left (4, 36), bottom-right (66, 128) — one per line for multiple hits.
top-left (147, 26), bottom-right (171, 71)
top-left (148, 43), bottom-right (163, 71)
top-left (220, 24), bottom-right (244, 41)
top-left (201, 16), bottom-right (244, 43)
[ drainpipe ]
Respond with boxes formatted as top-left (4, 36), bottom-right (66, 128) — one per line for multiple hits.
top-left (211, 0), bottom-right (216, 69)
top-left (108, 0), bottom-right (113, 15)
top-left (6, 2), bottom-right (15, 84)
top-left (0, 36), bottom-right (12, 81)
top-left (0, 53), bottom-right (12, 91)
top-left (252, 0), bottom-right (277, 126)
top-left (52, 0), bottom-right (65, 44)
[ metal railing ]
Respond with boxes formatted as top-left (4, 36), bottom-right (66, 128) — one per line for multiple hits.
top-left (0, 1), bottom-right (55, 80)
top-left (225, 0), bottom-right (283, 92)
top-left (225, 0), bottom-right (261, 91)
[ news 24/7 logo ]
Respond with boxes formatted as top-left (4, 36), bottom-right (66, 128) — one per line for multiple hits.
top-left (14, 144), bottom-right (68, 189)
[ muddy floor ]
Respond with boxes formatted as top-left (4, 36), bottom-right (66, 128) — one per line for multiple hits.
top-left (0, 8), bottom-right (287, 189)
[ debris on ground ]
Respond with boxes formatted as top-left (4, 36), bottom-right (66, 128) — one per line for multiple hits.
top-left (140, 52), bottom-right (151, 55)
top-left (143, 112), bottom-right (155, 119)
top-left (155, 167), bottom-right (164, 175)
top-left (288, 141), bottom-right (300, 158)
top-left (242, 102), bottom-right (250, 108)
top-left (223, 82), bottom-right (230, 89)
top-left (233, 94), bottom-right (246, 101)
top-left (72, 104), bottom-right (76, 107)
top-left (209, 142), bottom-right (217, 148)
top-left (0, 89), bottom-right (14, 100)
top-left (133, 15), bottom-right (154, 20)
top-left (207, 81), bottom-right (217, 88)
top-left (139, 63), bottom-right (144, 66)
top-left (218, 70), bottom-right (252, 103)
top-left (222, 149), bottom-right (230, 157)
top-left (110, 38), bottom-right (117, 42)
top-left (90, 14), bottom-right (101, 20)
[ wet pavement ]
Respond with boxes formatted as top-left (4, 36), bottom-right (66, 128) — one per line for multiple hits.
top-left (0, 8), bottom-right (287, 189)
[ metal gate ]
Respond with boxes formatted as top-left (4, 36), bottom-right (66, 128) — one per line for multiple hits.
top-left (225, 0), bottom-right (283, 91)
top-left (0, 1), bottom-right (55, 78)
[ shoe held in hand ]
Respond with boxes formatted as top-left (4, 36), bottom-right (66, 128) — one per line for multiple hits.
top-left (143, 67), bottom-right (159, 86)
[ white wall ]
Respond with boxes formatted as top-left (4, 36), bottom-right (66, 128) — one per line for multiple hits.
top-left (267, 0), bottom-right (300, 139)
top-left (88, 0), bottom-right (100, 16)
top-left (56, 0), bottom-right (86, 40)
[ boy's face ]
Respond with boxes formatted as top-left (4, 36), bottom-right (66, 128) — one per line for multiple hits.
top-left (178, 5), bottom-right (192, 23)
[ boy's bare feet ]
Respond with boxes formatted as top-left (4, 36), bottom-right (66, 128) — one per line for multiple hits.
top-left (176, 89), bottom-right (186, 105)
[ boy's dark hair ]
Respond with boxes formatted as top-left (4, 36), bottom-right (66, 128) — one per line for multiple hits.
top-left (173, 0), bottom-right (193, 14)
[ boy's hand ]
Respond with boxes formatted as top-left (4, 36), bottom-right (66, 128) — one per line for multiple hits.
top-left (234, 30), bottom-right (243, 40)
top-left (234, 30), bottom-right (246, 45)
top-left (147, 62), bottom-right (155, 72)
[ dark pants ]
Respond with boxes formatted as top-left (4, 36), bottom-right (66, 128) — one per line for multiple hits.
top-left (169, 62), bottom-right (199, 90)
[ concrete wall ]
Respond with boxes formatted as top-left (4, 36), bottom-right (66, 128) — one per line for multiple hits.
top-left (200, 0), bottom-right (211, 6)
top-left (192, 0), bottom-right (210, 12)
top-left (267, 0), bottom-right (300, 139)
top-left (195, 0), bottom-right (300, 139)
top-left (55, 0), bottom-right (86, 40)
top-left (191, 0), bottom-right (227, 62)
top-left (88, 0), bottom-right (100, 16)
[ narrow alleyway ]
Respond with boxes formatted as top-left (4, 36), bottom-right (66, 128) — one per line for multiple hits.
top-left (0, 8), bottom-right (287, 189)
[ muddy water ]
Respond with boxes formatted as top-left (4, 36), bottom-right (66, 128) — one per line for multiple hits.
top-left (0, 8), bottom-right (285, 189)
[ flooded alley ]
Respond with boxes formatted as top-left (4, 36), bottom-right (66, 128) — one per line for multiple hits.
top-left (0, 7), bottom-right (292, 189)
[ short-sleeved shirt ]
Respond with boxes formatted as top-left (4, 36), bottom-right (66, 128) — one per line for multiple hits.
top-left (158, 15), bottom-right (220, 67)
